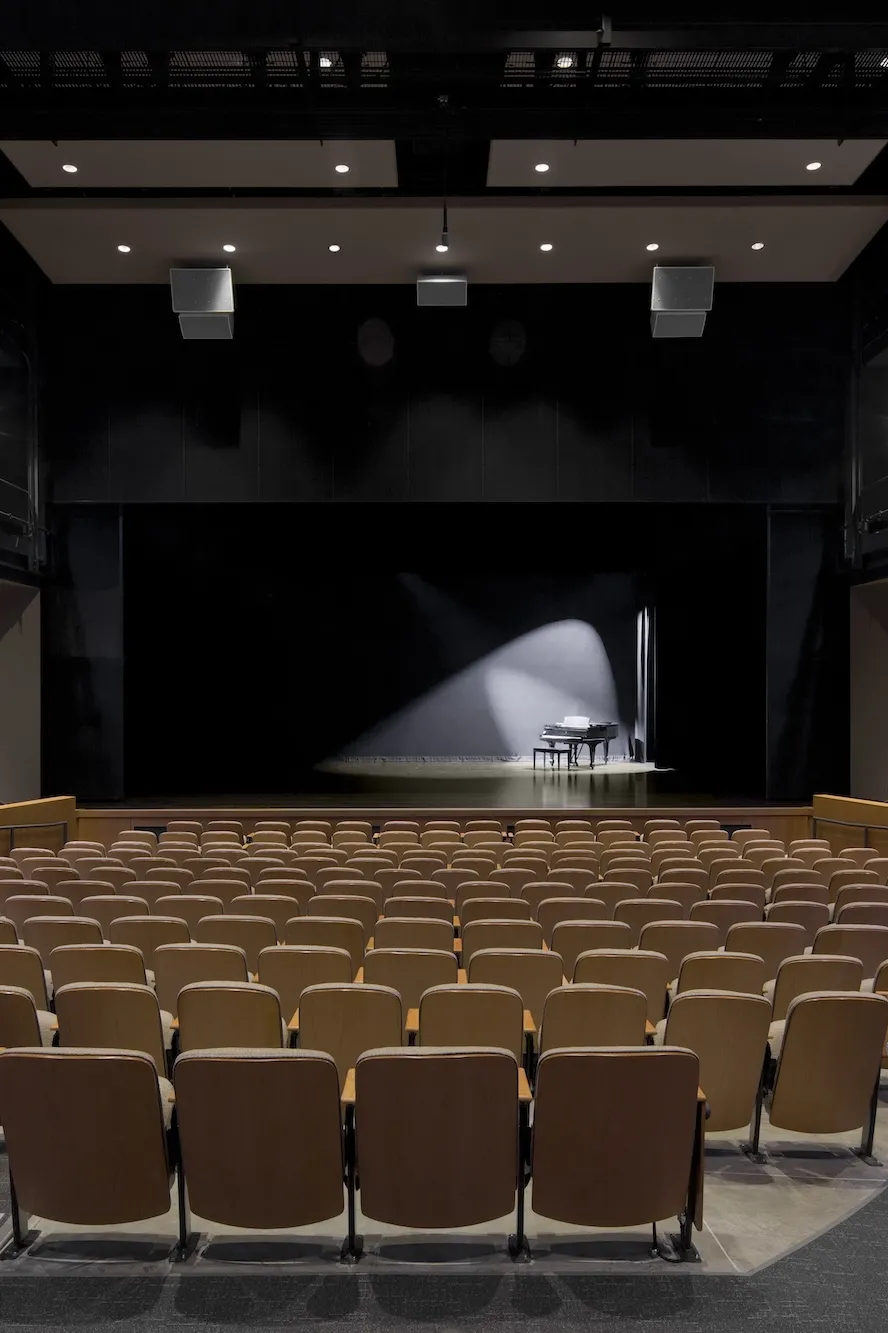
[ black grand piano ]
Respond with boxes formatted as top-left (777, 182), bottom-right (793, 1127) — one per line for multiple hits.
top-left (538, 718), bottom-right (619, 768)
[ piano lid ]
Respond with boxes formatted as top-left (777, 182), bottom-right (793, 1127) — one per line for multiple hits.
top-left (562, 716), bottom-right (590, 728)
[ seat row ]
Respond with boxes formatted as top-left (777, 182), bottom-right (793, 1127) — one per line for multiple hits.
top-left (0, 1042), bottom-right (706, 1262)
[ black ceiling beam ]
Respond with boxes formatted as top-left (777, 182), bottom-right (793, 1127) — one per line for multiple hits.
top-left (1, 94), bottom-right (887, 141)
top-left (2, 5), bottom-right (888, 53)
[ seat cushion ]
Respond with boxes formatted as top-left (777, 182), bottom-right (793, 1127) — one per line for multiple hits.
top-left (160, 1009), bottom-right (174, 1051)
top-left (862, 977), bottom-right (875, 993)
top-left (654, 1018), bottom-right (667, 1045)
top-left (157, 1075), bottom-right (175, 1131)
top-left (763, 979), bottom-right (776, 1004)
top-left (43, 968), bottom-right (53, 1000)
top-left (37, 1009), bottom-right (55, 1047)
top-left (768, 1019), bottom-right (786, 1059)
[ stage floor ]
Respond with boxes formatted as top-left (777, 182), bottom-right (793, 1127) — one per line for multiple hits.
top-left (113, 760), bottom-right (769, 811)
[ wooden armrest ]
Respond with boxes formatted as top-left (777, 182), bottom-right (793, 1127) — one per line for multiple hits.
top-left (452, 913), bottom-right (459, 927)
top-left (366, 937), bottom-right (374, 951)
top-left (167, 1088), bottom-right (176, 1104)
top-left (288, 1009), bottom-right (299, 1032)
top-left (518, 1068), bottom-right (532, 1103)
top-left (458, 968), bottom-right (467, 984)
top-left (354, 967), bottom-right (364, 983)
top-left (341, 1068), bottom-right (356, 1106)
top-left (50, 1019), bottom-right (59, 1031)
top-left (645, 1020), bottom-right (656, 1037)
top-left (405, 1008), bottom-right (419, 1035)
top-left (523, 1009), bottom-right (536, 1035)
top-left (453, 938), bottom-right (462, 954)
top-left (698, 1088), bottom-right (707, 1104)
top-left (170, 1017), bottom-right (179, 1031)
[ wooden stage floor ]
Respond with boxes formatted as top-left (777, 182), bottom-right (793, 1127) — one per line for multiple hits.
top-left (106, 759), bottom-right (769, 812)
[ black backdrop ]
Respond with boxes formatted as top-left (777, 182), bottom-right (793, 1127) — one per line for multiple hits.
top-left (41, 280), bottom-right (850, 802)
top-left (111, 503), bottom-right (770, 798)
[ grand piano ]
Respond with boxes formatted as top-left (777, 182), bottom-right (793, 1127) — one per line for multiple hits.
top-left (538, 717), bottom-right (619, 768)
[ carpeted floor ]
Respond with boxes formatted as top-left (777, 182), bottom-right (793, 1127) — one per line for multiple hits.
top-left (0, 1174), bottom-right (884, 1332)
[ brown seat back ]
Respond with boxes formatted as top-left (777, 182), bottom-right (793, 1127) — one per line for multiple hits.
top-left (307, 895), bottom-right (377, 944)
top-left (23, 916), bottom-right (103, 965)
top-left (770, 882), bottom-right (828, 906)
top-left (676, 950), bottom-right (766, 996)
top-left (374, 917), bottom-right (454, 953)
top-left (833, 884), bottom-right (888, 917)
top-left (255, 877), bottom-right (315, 913)
top-left (299, 982), bottom-right (403, 1081)
top-left (769, 992), bottom-right (888, 1133)
top-left (362, 948), bottom-right (457, 1010)
top-left (193, 915), bottom-right (277, 974)
top-left (383, 897), bottom-right (454, 923)
top-left (458, 898), bottom-right (530, 930)
top-left (456, 881), bottom-right (510, 918)
top-left (573, 948), bottom-right (669, 1023)
top-left (664, 990), bottom-right (770, 1131)
top-left (770, 954), bottom-right (864, 1021)
top-left (812, 923), bottom-right (888, 978)
top-left (4, 896), bottom-right (74, 932)
top-left (281, 917), bottom-right (365, 974)
top-left (540, 983), bottom-right (647, 1053)
top-left (536, 898), bottom-right (608, 943)
top-left (50, 943), bottom-right (146, 990)
top-left (461, 919), bottom-right (543, 966)
top-left (614, 899), bottom-right (683, 944)
top-left (531, 1047), bottom-right (699, 1226)
top-left (723, 922), bottom-right (807, 981)
top-left (356, 1047), bottom-right (518, 1228)
top-left (552, 920), bottom-right (632, 976)
top-left (0, 944), bottom-right (49, 1007)
top-left (764, 900), bottom-right (829, 944)
top-left (545, 868), bottom-right (598, 895)
top-left (0, 1049), bottom-right (172, 1224)
top-left (79, 895), bottom-right (150, 937)
top-left (55, 981), bottom-right (166, 1068)
top-left (257, 945), bottom-right (352, 1022)
top-left (637, 921), bottom-right (720, 979)
top-left (418, 983), bottom-right (523, 1061)
top-left (710, 883), bottom-right (766, 911)
top-left (836, 902), bottom-right (888, 928)
top-left (177, 980), bottom-right (283, 1052)
top-left (174, 1049), bottom-right (343, 1229)
top-left (153, 942), bottom-right (249, 1016)
top-left (109, 915), bottom-right (190, 969)
top-left (468, 948), bottom-right (564, 1025)
top-left (227, 895), bottom-right (300, 940)
top-left (0, 986), bottom-right (44, 1045)
top-left (689, 899), bottom-right (762, 944)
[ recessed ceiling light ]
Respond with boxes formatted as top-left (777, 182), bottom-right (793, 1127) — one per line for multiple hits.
top-left (556, 55), bottom-right (574, 69)
top-left (62, 163), bottom-right (77, 173)
top-left (535, 162), bottom-right (550, 173)
top-left (806, 161), bottom-right (822, 171)
top-left (117, 244), bottom-right (131, 253)
top-left (751, 241), bottom-right (765, 250)
top-left (319, 56), bottom-right (333, 68)
top-left (435, 242), bottom-right (449, 253)
top-left (334, 163), bottom-right (350, 174)
top-left (646, 242), bottom-right (659, 252)
top-left (222, 244), bottom-right (236, 253)
top-left (328, 243), bottom-right (341, 253)
top-left (882, 56), bottom-right (888, 68)
top-left (540, 243), bottom-right (554, 252)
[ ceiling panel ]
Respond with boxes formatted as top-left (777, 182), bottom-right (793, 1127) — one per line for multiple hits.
top-left (0, 139), bottom-right (398, 188)
top-left (487, 139), bottom-right (887, 188)
top-left (2, 198), bottom-right (885, 284)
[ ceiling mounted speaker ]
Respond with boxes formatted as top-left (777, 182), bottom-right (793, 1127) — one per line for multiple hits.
top-left (650, 265), bottom-right (714, 338)
top-left (170, 267), bottom-right (235, 314)
top-left (178, 313), bottom-right (234, 340)
top-left (170, 267), bottom-right (235, 339)
top-left (417, 275), bottom-right (467, 307)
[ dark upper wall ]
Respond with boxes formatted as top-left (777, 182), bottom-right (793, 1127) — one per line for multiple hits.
top-left (46, 282), bottom-right (847, 507)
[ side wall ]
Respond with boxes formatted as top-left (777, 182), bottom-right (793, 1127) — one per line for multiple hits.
top-left (0, 582), bottom-right (40, 802)
top-left (850, 581), bottom-right (888, 800)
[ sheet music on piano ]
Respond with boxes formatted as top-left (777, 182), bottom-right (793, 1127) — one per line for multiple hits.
top-left (538, 717), bottom-right (619, 768)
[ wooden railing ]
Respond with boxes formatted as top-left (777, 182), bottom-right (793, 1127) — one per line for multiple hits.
top-left (812, 795), bottom-right (888, 856)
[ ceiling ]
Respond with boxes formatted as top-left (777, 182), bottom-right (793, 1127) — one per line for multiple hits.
top-left (1, 18), bottom-right (888, 287)
top-left (0, 140), bottom-right (398, 189)
top-left (487, 140), bottom-right (887, 189)
top-left (3, 197), bottom-right (885, 284)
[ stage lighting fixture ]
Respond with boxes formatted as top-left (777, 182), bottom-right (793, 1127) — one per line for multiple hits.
top-left (806, 161), bottom-right (821, 171)
top-left (62, 163), bottom-right (77, 173)
top-left (535, 162), bottom-right (550, 173)
top-left (335, 163), bottom-right (350, 174)
top-left (540, 243), bottom-right (553, 252)
top-left (117, 244), bottom-right (131, 253)
top-left (222, 243), bottom-right (236, 253)
top-left (751, 242), bottom-right (765, 250)
top-left (328, 243), bottom-right (341, 252)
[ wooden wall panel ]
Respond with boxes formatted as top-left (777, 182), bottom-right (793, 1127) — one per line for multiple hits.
top-left (0, 795), bottom-right (77, 853)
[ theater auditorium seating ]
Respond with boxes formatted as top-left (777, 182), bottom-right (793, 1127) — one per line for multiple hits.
top-left (0, 813), bottom-right (886, 1263)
